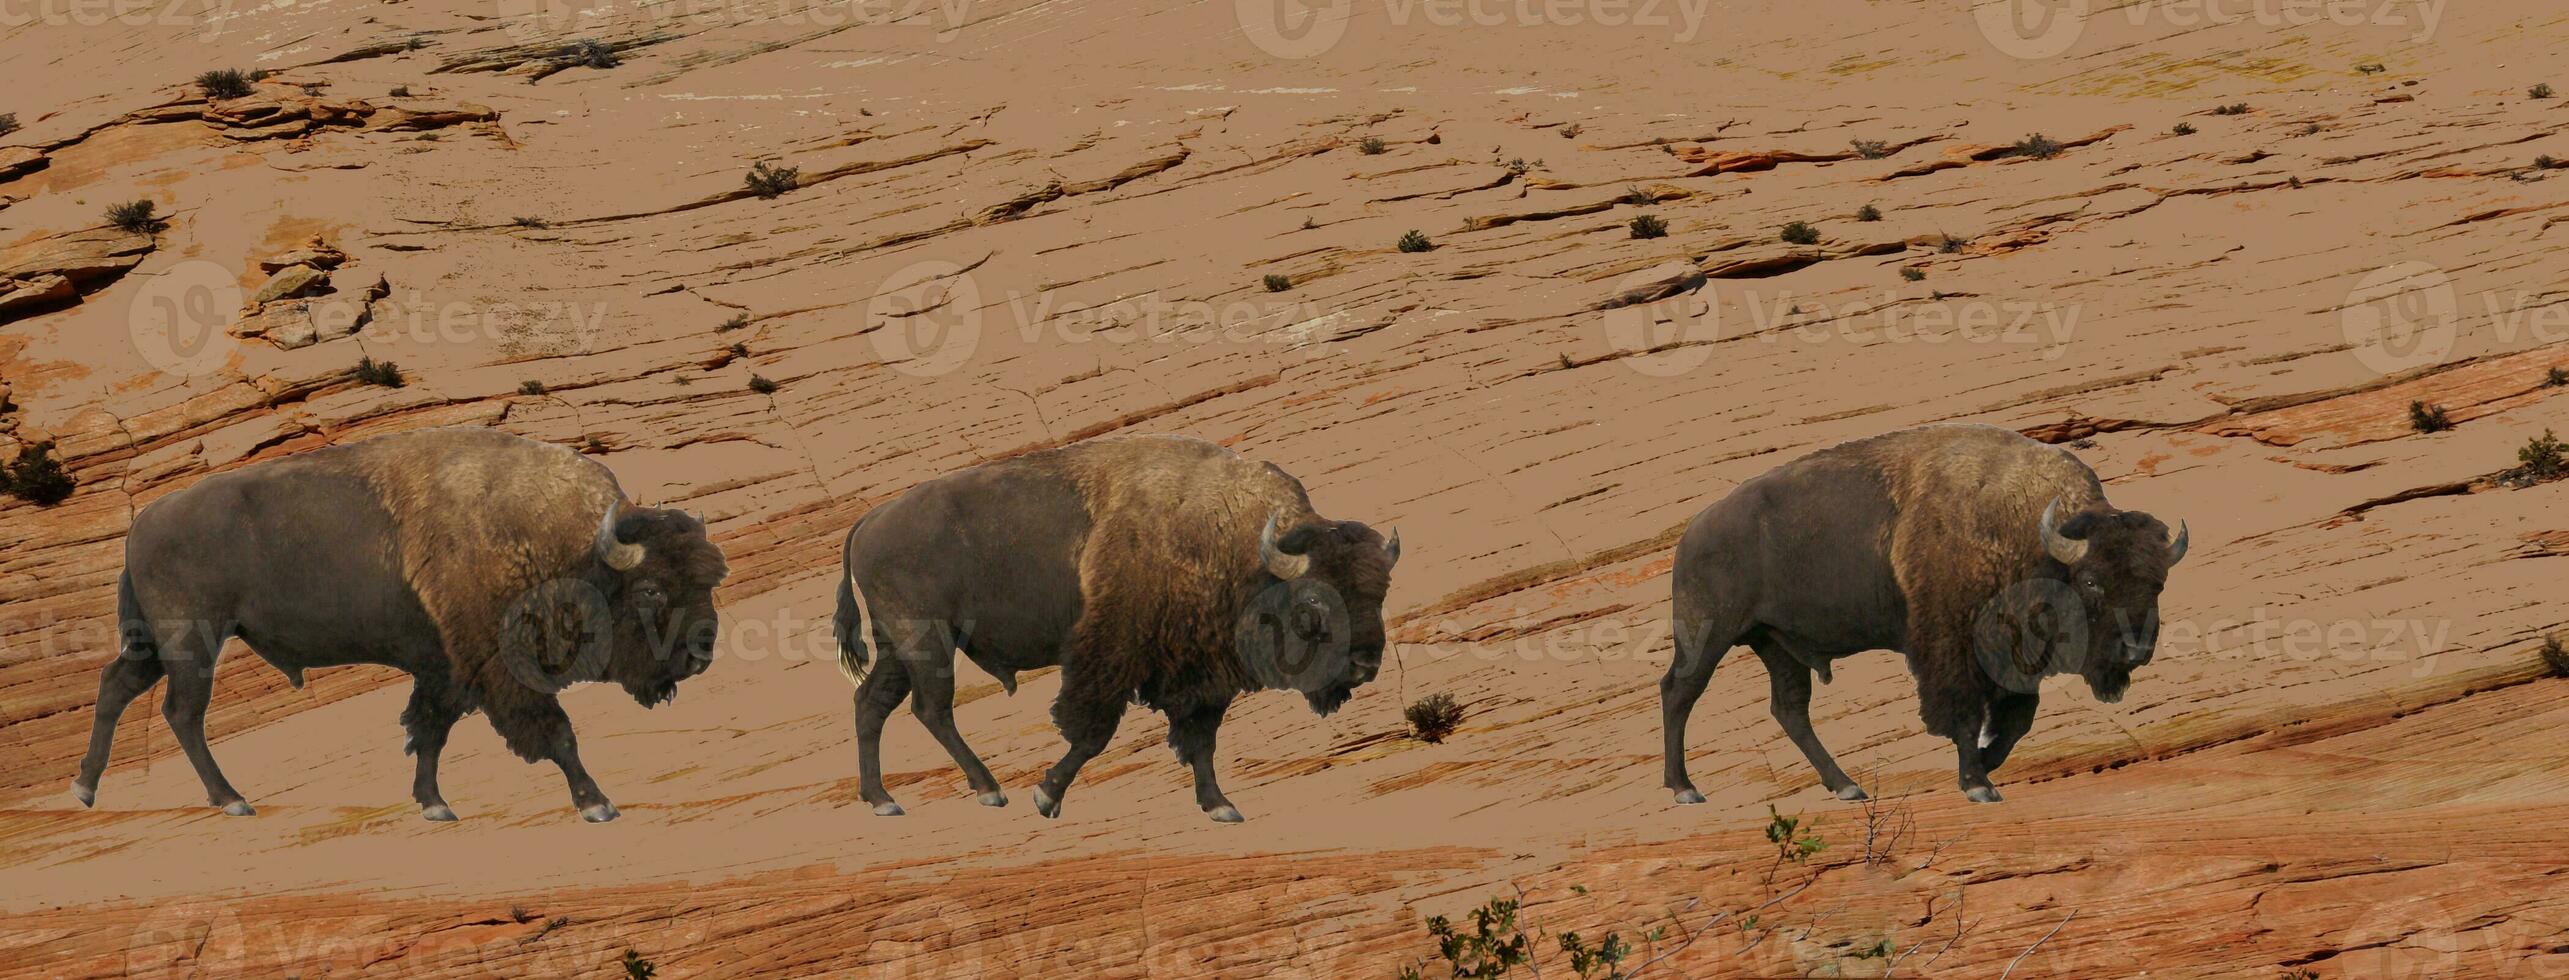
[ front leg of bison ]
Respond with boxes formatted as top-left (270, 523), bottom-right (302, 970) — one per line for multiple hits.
top-left (1914, 636), bottom-right (2005, 803)
top-left (489, 695), bottom-right (621, 822)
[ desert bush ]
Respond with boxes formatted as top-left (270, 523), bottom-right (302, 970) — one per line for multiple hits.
top-left (0, 113), bottom-right (17, 136)
top-left (1406, 693), bottom-right (1464, 743)
top-left (1937, 232), bottom-right (1970, 253)
top-left (620, 950), bottom-right (657, 980)
top-left (2011, 133), bottom-right (2063, 159)
top-left (1, 440), bottom-right (75, 506)
top-left (1855, 203), bottom-right (1881, 222)
top-left (1617, 185), bottom-right (1654, 206)
top-left (1558, 123), bottom-right (1582, 139)
top-left (2355, 63), bottom-right (2385, 75)
top-left (1559, 932), bottom-right (1631, 979)
top-left (197, 68), bottom-right (254, 100)
top-left (2518, 429), bottom-right (2565, 481)
top-left (1628, 214), bottom-right (1667, 239)
top-left (2537, 155), bottom-right (2564, 171)
top-left (2172, 122), bottom-right (2197, 136)
top-left (744, 160), bottom-right (799, 199)
top-left (748, 374), bottom-right (778, 394)
top-left (2541, 634), bottom-right (2569, 677)
top-left (2546, 366), bottom-right (2567, 387)
top-left (2533, 83), bottom-right (2556, 100)
top-left (1397, 898), bottom-right (1531, 980)
top-left (2213, 102), bottom-right (2250, 115)
top-left (2408, 401), bottom-right (2452, 433)
top-left (354, 356), bottom-right (405, 388)
top-left (1900, 266), bottom-right (1926, 282)
top-left (1397, 229), bottom-right (1435, 253)
top-left (512, 216), bottom-right (547, 228)
top-left (389, 85), bottom-right (410, 97)
top-left (1765, 804), bottom-right (1826, 864)
top-left (1359, 136), bottom-right (1387, 155)
top-left (518, 380), bottom-right (546, 395)
top-left (718, 313), bottom-right (749, 332)
top-left (106, 199), bottom-right (162, 233)
top-left (727, 341), bottom-right (749, 358)
top-left (1263, 273), bottom-right (1292, 292)
top-left (1850, 138), bottom-right (1890, 159)
top-left (560, 39), bottom-right (618, 69)
top-left (1779, 221), bottom-right (1820, 245)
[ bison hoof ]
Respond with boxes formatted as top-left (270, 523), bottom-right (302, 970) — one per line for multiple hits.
top-left (580, 802), bottom-right (621, 823)
top-left (1963, 786), bottom-right (2003, 804)
top-left (70, 782), bottom-right (96, 808)
top-left (976, 791), bottom-right (1008, 808)
top-left (421, 804), bottom-right (458, 822)
top-left (220, 800), bottom-right (256, 817)
top-left (1206, 804), bottom-right (1244, 824)
top-left (872, 801), bottom-right (906, 817)
top-left (1672, 788), bottom-right (1706, 805)
top-left (1033, 787), bottom-right (1060, 819)
top-left (1833, 785), bottom-right (1870, 801)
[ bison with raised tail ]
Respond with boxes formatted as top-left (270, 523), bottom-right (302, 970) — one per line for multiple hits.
top-left (72, 427), bottom-right (728, 823)
top-left (833, 433), bottom-right (1400, 822)
top-left (1661, 424), bottom-right (2185, 804)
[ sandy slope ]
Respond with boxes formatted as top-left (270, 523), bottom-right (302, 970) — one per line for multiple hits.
top-left (3, 0), bottom-right (2567, 975)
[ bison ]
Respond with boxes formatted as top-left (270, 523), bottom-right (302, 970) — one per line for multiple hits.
top-left (1661, 423), bottom-right (2185, 804)
top-left (833, 433), bottom-right (1400, 822)
top-left (71, 427), bottom-right (728, 823)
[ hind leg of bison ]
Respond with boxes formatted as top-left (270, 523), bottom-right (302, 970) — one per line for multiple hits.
top-left (1032, 667), bottom-right (1129, 820)
top-left (490, 697), bottom-right (617, 822)
top-left (70, 650), bottom-right (167, 807)
top-left (853, 658), bottom-right (915, 815)
top-left (905, 656), bottom-right (1006, 808)
top-left (1978, 691), bottom-right (2039, 775)
top-left (1752, 642), bottom-right (1866, 801)
top-left (401, 681), bottom-right (470, 821)
top-left (1661, 613), bottom-right (1742, 805)
top-left (1168, 697), bottom-right (1239, 822)
top-left (159, 635), bottom-right (254, 815)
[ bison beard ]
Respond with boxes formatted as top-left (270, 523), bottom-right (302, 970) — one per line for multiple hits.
top-left (835, 434), bottom-right (1397, 823)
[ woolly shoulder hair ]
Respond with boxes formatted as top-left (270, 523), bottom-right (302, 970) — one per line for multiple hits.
top-left (1845, 424), bottom-right (2108, 617)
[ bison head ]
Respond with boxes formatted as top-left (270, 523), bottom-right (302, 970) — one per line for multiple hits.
top-left (1239, 515), bottom-right (1402, 716)
top-left (2039, 498), bottom-right (2186, 703)
top-left (591, 503), bottom-right (730, 707)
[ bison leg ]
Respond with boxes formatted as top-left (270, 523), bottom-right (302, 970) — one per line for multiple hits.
top-left (489, 697), bottom-right (618, 822)
top-left (1167, 697), bottom-right (1239, 822)
top-left (159, 632), bottom-right (253, 816)
top-left (1033, 668), bottom-right (1129, 820)
top-left (70, 649), bottom-right (167, 807)
top-left (1916, 659), bottom-right (2001, 803)
top-left (1978, 691), bottom-right (2040, 774)
top-left (1661, 613), bottom-right (1740, 805)
top-left (401, 680), bottom-right (469, 821)
top-left (906, 656), bottom-right (1006, 808)
top-left (1751, 643), bottom-right (1866, 801)
top-left (853, 658), bottom-right (914, 815)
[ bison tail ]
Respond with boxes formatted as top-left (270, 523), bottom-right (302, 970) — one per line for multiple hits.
top-left (833, 563), bottom-right (875, 690)
top-left (116, 570), bottom-right (157, 661)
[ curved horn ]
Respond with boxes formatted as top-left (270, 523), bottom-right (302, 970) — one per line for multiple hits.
top-left (2039, 497), bottom-right (2089, 565)
top-left (2166, 519), bottom-right (2188, 565)
top-left (1382, 527), bottom-right (1401, 567)
top-left (1261, 515), bottom-right (1311, 581)
top-left (596, 501), bottom-right (645, 571)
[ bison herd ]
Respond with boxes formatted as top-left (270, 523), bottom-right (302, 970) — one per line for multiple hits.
top-left (71, 423), bottom-right (2182, 823)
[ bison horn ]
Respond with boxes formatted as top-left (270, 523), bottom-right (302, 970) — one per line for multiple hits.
top-left (1383, 527), bottom-right (1401, 567)
top-left (2039, 497), bottom-right (2088, 565)
top-left (596, 502), bottom-right (646, 572)
top-left (2167, 519), bottom-right (2189, 565)
top-left (1261, 515), bottom-right (1311, 581)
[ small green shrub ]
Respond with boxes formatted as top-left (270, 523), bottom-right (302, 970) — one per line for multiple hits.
top-left (1618, 185), bottom-right (1654, 206)
top-left (518, 379), bottom-right (546, 395)
top-left (1937, 232), bottom-right (1971, 253)
top-left (2214, 102), bottom-right (2251, 115)
top-left (1628, 214), bottom-right (1667, 239)
top-left (2172, 122), bottom-right (2197, 136)
top-left (2518, 429), bottom-right (2565, 481)
top-left (2533, 83), bottom-right (2556, 100)
top-left (2541, 634), bottom-right (2569, 677)
top-left (1263, 273), bottom-right (1292, 292)
top-left (0, 113), bottom-right (17, 136)
top-left (1397, 229), bottom-right (1435, 253)
top-left (1559, 931), bottom-right (1631, 979)
top-left (744, 160), bottom-right (799, 199)
top-left (1558, 123), bottom-right (1582, 139)
top-left (2408, 400), bottom-right (2451, 433)
top-left (1765, 804), bottom-right (1826, 864)
top-left (1397, 898), bottom-right (1531, 980)
top-left (1359, 136), bottom-right (1387, 155)
top-left (354, 356), bottom-right (405, 388)
top-left (1779, 221), bottom-right (1820, 245)
top-left (1406, 693), bottom-right (1464, 743)
top-left (2545, 366), bottom-right (2567, 387)
top-left (748, 374), bottom-right (778, 394)
top-left (106, 199), bottom-right (162, 233)
top-left (2354, 63), bottom-right (2386, 75)
top-left (2536, 155), bottom-right (2564, 170)
top-left (1900, 266), bottom-right (1926, 282)
top-left (717, 313), bottom-right (749, 332)
top-left (1855, 203), bottom-right (1882, 222)
top-left (512, 216), bottom-right (547, 228)
top-left (1, 440), bottom-right (75, 506)
top-left (389, 85), bottom-right (410, 97)
top-left (2011, 133), bottom-right (2063, 159)
top-left (1850, 138), bottom-right (1890, 159)
top-left (620, 950), bottom-right (657, 980)
top-left (196, 68), bottom-right (255, 100)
